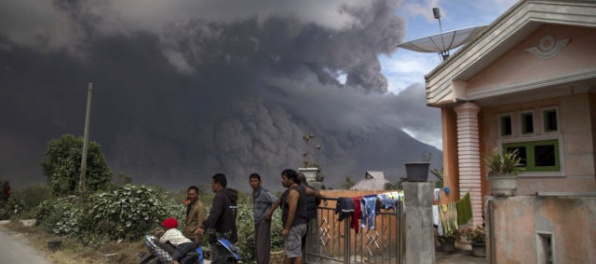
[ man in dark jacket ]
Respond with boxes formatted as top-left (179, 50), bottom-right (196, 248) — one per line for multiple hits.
top-left (195, 173), bottom-right (238, 262)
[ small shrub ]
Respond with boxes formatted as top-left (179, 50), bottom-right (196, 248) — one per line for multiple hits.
top-left (35, 195), bottom-right (83, 236)
top-left (0, 197), bottom-right (26, 220)
top-left (83, 185), bottom-right (181, 242)
top-left (235, 200), bottom-right (283, 263)
top-left (462, 225), bottom-right (485, 244)
top-left (10, 184), bottom-right (52, 209)
top-left (236, 203), bottom-right (255, 261)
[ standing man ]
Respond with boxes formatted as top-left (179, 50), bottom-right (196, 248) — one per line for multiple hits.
top-left (184, 185), bottom-right (207, 246)
top-left (297, 173), bottom-right (322, 263)
top-left (249, 173), bottom-right (279, 264)
top-left (276, 169), bottom-right (308, 264)
top-left (195, 173), bottom-right (238, 262)
top-left (266, 169), bottom-right (325, 264)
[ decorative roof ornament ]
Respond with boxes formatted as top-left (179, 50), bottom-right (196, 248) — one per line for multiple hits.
top-left (525, 35), bottom-right (569, 60)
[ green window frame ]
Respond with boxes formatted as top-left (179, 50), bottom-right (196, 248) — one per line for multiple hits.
top-left (503, 139), bottom-right (560, 172)
top-left (500, 115), bottom-right (512, 137)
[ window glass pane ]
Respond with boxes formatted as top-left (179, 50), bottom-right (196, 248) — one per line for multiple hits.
top-left (505, 146), bottom-right (527, 166)
top-left (535, 145), bottom-right (556, 166)
top-left (544, 110), bottom-right (558, 132)
top-left (521, 113), bottom-right (534, 134)
top-left (501, 115), bottom-right (512, 136)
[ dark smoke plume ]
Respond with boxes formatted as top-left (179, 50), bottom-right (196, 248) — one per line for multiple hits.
top-left (0, 0), bottom-right (441, 191)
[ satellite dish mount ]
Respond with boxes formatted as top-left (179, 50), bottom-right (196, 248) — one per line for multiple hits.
top-left (433, 7), bottom-right (450, 60)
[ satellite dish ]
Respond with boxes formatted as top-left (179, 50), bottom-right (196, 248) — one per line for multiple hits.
top-left (398, 7), bottom-right (487, 61)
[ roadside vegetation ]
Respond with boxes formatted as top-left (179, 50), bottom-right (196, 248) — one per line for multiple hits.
top-left (0, 134), bottom-right (284, 263)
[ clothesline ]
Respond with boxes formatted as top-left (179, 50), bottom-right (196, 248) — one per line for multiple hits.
top-left (330, 190), bottom-right (472, 235)
top-left (331, 189), bottom-right (442, 233)
top-left (433, 193), bottom-right (472, 236)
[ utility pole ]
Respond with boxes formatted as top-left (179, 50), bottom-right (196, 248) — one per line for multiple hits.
top-left (79, 83), bottom-right (93, 195)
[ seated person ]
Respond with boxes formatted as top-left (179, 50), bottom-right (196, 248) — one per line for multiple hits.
top-left (158, 218), bottom-right (198, 264)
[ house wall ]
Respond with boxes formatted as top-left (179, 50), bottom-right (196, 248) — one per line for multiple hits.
top-left (467, 24), bottom-right (596, 92)
top-left (480, 93), bottom-right (596, 194)
top-left (488, 196), bottom-right (596, 263)
top-left (591, 93), bottom-right (596, 183)
top-left (440, 108), bottom-right (460, 204)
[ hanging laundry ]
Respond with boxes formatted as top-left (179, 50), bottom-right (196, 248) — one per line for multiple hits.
top-left (387, 191), bottom-right (402, 200)
top-left (456, 193), bottom-right (473, 226)
top-left (335, 197), bottom-right (354, 221)
top-left (433, 188), bottom-right (441, 203)
top-left (432, 205), bottom-right (443, 236)
top-left (361, 196), bottom-right (377, 230)
top-left (439, 203), bottom-right (458, 236)
top-left (377, 193), bottom-right (396, 210)
top-left (351, 196), bottom-right (362, 233)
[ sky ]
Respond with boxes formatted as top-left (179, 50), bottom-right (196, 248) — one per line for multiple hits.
top-left (0, 0), bottom-right (519, 190)
top-left (381, 0), bottom-right (518, 148)
top-left (384, 0), bottom-right (518, 96)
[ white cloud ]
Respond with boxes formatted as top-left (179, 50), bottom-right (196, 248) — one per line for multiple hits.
top-left (381, 52), bottom-right (440, 94)
top-left (162, 49), bottom-right (195, 75)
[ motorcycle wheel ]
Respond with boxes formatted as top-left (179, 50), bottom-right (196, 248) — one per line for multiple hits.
top-left (138, 255), bottom-right (159, 264)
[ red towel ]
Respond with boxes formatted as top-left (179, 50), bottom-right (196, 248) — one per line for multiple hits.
top-left (351, 196), bottom-right (362, 233)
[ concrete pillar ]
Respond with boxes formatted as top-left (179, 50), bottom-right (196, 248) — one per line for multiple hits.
top-left (454, 102), bottom-right (483, 227)
top-left (404, 182), bottom-right (435, 264)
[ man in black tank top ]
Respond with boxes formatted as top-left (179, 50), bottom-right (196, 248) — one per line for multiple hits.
top-left (265, 169), bottom-right (326, 264)
top-left (280, 169), bottom-right (308, 264)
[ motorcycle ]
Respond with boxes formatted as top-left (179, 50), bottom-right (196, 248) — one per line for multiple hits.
top-left (139, 235), bottom-right (203, 264)
top-left (140, 230), bottom-right (240, 264)
top-left (206, 229), bottom-right (241, 264)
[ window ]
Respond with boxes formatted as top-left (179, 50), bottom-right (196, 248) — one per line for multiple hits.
top-left (500, 114), bottom-right (512, 137)
top-left (503, 139), bottom-right (559, 171)
top-left (543, 108), bottom-right (558, 132)
top-left (536, 232), bottom-right (554, 264)
top-left (520, 112), bottom-right (534, 134)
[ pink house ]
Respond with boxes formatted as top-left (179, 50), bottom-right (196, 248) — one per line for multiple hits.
top-left (425, 0), bottom-right (596, 262)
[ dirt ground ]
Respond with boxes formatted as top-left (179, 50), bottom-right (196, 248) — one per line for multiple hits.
top-left (2, 219), bottom-right (486, 264)
top-left (1, 220), bottom-right (145, 264)
top-left (436, 245), bottom-right (486, 264)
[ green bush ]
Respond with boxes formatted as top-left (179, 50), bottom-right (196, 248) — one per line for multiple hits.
top-left (31, 184), bottom-right (287, 257)
top-left (35, 195), bottom-right (83, 236)
top-left (235, 199), bottom-right (283, 263)
top-left (0, 197), bottom-right (26, 220)
top-left (35, 185), bottom-right (184, 246)
top-left (84, 185), bottom-right (183, 242)
top-left (11, 184), bottom-right (52, 208)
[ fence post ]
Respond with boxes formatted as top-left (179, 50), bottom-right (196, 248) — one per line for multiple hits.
top-left (404, 182), bottom-right (435, 264)
top-left (344, 214), bottom-right (351, 264)
top-left (397, 200), bottom-right (404, 264)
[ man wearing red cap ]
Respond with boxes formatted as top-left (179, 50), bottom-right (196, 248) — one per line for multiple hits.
top-left (159, 217), bottom-right (197, 264)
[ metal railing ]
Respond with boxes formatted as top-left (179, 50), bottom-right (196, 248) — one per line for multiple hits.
top-left (304, 197), bottom-right (404, 264)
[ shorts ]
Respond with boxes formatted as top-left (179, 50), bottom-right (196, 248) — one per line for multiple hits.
top-left (284, 224), bottom-right (307, 258)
